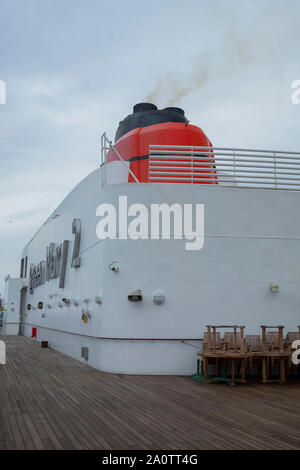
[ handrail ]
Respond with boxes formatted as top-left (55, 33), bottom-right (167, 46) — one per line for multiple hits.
top-left (101, 133), bottom-right (140, 186)
top-left (149, 145), bottom-right (300, 191)
top-left (22, 322), bottom-right (202, 341)
top-left (100, 137), bottom-right (300, 191)
top-left (150, 145), bottom-right (300, 155)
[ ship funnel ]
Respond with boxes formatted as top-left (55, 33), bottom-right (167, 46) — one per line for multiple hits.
top-left (163, 106), bottom-right (185, 116)
top-left (133, 103), bottom-right (157, 113)
top-left (115, 103), bottom-right (187, 142)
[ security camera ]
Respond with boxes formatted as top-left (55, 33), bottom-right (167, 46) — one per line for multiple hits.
top-left (109, 261), bottom-right (119, 273)
top-left (128, 289), bottom-right (143, 302)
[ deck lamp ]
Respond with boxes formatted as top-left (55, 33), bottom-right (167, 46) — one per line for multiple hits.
top-left (128, 289), bottom-right (142, 302)
top-left (153, 291), bottom-right (165, 305)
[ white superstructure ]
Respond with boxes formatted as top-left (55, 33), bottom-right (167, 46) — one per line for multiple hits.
top-left (3, 104), bottom-right (300, 375)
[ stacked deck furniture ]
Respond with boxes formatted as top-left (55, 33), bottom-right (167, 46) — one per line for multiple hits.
top-left (199, 325), bottom-right (300, 385)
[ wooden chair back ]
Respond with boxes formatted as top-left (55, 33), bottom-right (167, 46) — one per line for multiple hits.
top-left (204, 325), bottom-right (245, 353)
top-left (261, 326), bottom-right (284, 353)
top-left (203, 332), bottom-right (221, 351)
top-left (245, 335), bottom-right (262, 352)
top-left (286, 332), bottom-right (300, 342)
top-left (224, 332), bottom-right (242, 351)
top-left (267, 331), bottom-right (280, 349)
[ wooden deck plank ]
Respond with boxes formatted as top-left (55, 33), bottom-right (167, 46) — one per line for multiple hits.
top-left (1, 335), bottom-right (300, 450)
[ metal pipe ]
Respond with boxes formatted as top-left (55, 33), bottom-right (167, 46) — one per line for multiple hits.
top-left (22, 323), bottom-right (202, 341)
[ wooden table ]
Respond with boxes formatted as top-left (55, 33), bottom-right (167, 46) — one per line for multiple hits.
top-left (199, 352), bottom-right (252, 385)
top-left (252, 352), bottom-right (290, 384)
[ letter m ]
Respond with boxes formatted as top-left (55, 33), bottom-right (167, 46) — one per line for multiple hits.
top-left (151, 203), bottom-right (182, 240)
top-left (0, 341), bottom-right (6, 365)
top-left (0, 81), bottom-right (6, 104)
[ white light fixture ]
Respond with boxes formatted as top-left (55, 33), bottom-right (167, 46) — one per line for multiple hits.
top-left (94, 295), bottom-right (102, 305)
top-left (269, 282), bottom-right (279, 293)
top-left (86, 311), bottom-right (92, 320)
top-left (153, 291), bottom-right (166, 305)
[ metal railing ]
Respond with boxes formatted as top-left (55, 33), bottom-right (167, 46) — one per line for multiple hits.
top-left (149, 145), bottom-right (300, 191)
top-left (101, 135), bottom-right (300, 191)
top-left (101, 133), bottom-right (140, 187)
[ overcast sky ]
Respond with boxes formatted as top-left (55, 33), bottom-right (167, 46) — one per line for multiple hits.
top-left (0, 0), bottom-right (300, 293)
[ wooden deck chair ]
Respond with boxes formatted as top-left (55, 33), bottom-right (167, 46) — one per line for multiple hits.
top-left (261, 326), bottom-right (284, 353)
top-left (245, 335), bottom-right (262, 371)
top-left (286, 331), bottom-right (300, 348)
top-left (285, 332), bottom-right (300, 375)
top-left (266, 331), bottom-right (280, 351)
top-left (223, 332), bottom-right (242, 352)
top-left (245, 335), bottom-right (262, 353)
top-left (203, 332), bottom-right (221, 352)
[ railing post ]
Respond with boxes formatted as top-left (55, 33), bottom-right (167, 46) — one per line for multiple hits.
top-left (148, 144), bottom-right (150, 182)
top-left (233, 149), bottom-right (236, 185)
top-left (101, 132), bottom-right (108, 187)
top-left (191, 147), bottom-right (194, 184)
top-left (274, 152), bottom-right (277, 190)
top-left (101, 133), bottom-right (104, 188)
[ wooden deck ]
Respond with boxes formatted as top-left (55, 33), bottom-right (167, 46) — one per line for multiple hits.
top-left (1, 335), bottom-right (300, 450)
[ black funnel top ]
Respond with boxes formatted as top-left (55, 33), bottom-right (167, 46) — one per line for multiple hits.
top-left (115, 103), bottom-right (187, 141)
top-left (163, 107), bottom-right (185, 116)
top-left (133, 103), bottom-right (157, 113)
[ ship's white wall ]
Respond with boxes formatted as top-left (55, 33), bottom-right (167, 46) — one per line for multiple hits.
top-left (19, 172), bottom-right (300, 374)
top-left (3, 278), bottom-right (22, 335)
top-left (106, 161), bottom-right (130, 185)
